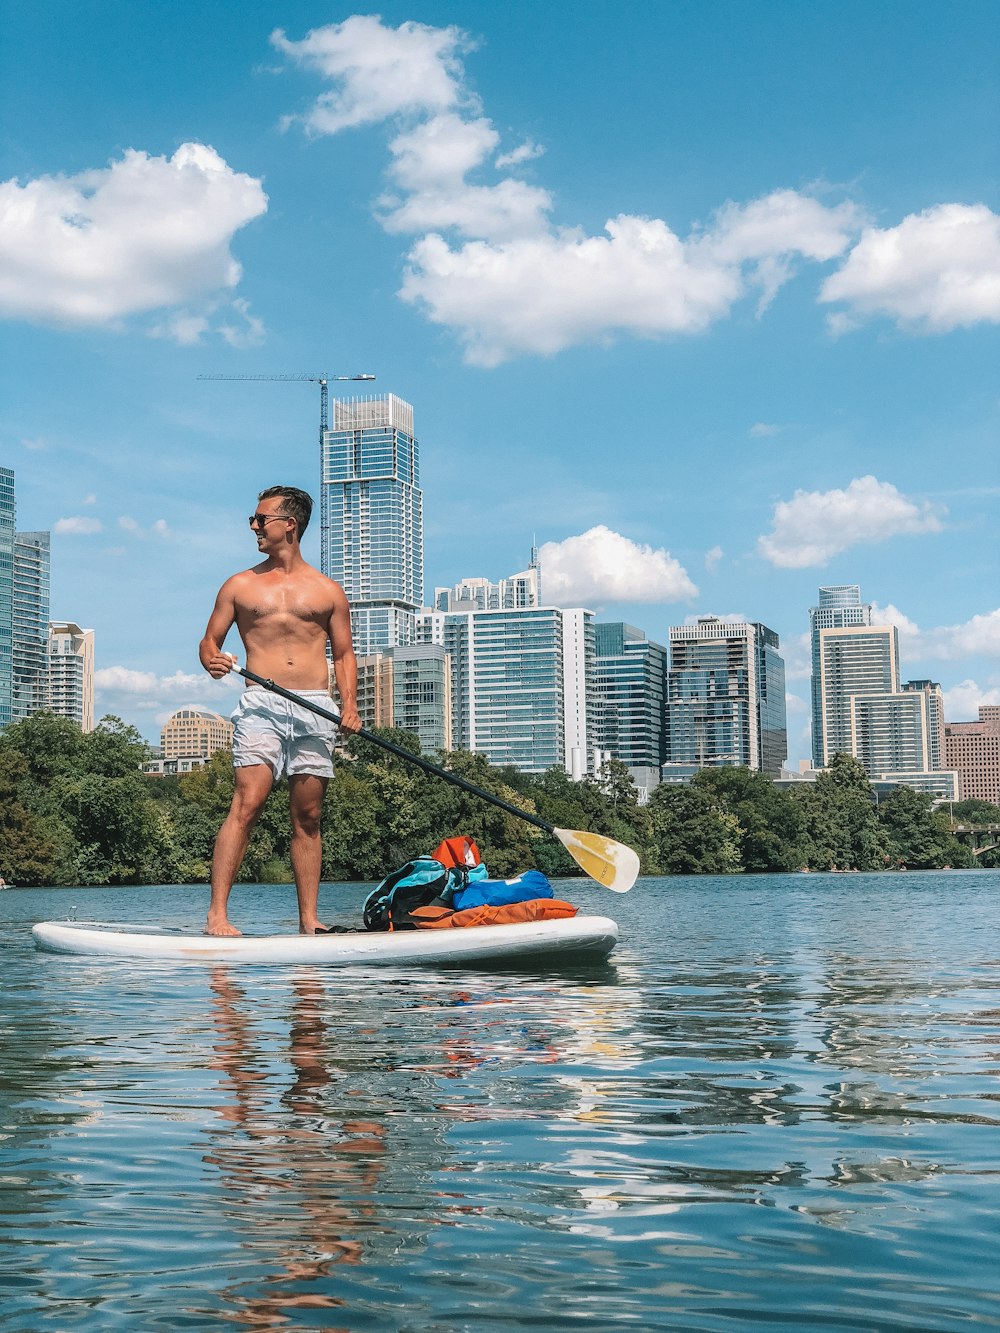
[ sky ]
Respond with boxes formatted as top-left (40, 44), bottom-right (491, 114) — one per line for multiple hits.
top-left (2, 0), bottom-right (998, 766)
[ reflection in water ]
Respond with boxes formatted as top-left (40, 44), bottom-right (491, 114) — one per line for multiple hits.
top-left (207, 969), bottom-right (386, 1326)
top-left (4, 873), bottom-right (1000, 1330)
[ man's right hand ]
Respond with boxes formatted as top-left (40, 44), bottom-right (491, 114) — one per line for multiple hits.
top-left (204, 652), bottom-right (238, 679)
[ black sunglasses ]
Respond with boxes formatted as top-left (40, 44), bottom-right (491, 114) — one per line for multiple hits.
top-left (248, 512), bottom-right (293, 528)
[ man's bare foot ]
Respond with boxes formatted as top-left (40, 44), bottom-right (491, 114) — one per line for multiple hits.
top-left (299, 921), bottom-right (329, 935)
top-left (206, 917), bottom-right (242, 937)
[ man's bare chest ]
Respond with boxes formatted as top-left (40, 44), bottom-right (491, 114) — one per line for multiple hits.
top-left (236, 587), bottom-right (330, 628)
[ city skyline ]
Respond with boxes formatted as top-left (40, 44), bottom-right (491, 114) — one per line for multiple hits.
top-left (2, 3), bottom-right (997, 767)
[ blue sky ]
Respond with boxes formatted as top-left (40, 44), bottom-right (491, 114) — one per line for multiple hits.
top-left (2, 0), bottom-right (998, 765)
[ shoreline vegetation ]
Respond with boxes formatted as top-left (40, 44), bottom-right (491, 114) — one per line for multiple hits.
top-left (1, 713), bottom-right (997, 889)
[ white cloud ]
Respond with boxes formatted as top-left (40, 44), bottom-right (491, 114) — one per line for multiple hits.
top-left (22, 437), bottom-right (48, 451)
top-left (684, 611), bottom-right (748, 625)
top-left (942, 679), bottom-right (1000, 722)
top-left (149, 311), bottom-right (211, 345)
top-left (869, 603), bottom-right (1000, 663)
top-left (54, 516), bottom-right (102, 535)
top-left (276, 15), bottom-right (992, 364)
top-left (539, 525), bottom-right (697, 604)
top-left (704, 545), bottom-right (724, 572)
top-left (495, 141), bottom-right (544, 169)
top-left (869, 600), bottom-right (923, 641)
top-left (401, 194), bottom-right (859, 365)
top-left (785, 692), bottom-right (810, 715)
top-left (273, 16), bottom-right (473, 134)
top-left (219, 297), bottom-right (265, 348)
top-left (82, 493), bottom-right (96, 505)
top-left (95, 666), bottom-right (239, 714)
top-left (757, 475), bottom-right (943, 568)
top-left (821, 203), bottom-right (1000, 333)
top-left (117, 515), bottom-right (172, 538)
top-left (276, 16), bottom-right (867, 365)
top-left (0, 143), bottom-right (267, 329)
top-left (750, 422), bottom-right (780, 438)
top-left (380, 114), bottom-right (553, 241)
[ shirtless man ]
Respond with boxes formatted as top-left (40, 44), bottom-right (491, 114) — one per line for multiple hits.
top-left (199, 485), bottom-right (361, 936)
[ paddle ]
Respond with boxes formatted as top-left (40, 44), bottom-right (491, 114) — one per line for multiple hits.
top-left (235, 666), bottom-right (639, 892)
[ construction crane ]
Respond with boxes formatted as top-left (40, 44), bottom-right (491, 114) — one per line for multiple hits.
top-left (197, 373), bottom-right (376, 448)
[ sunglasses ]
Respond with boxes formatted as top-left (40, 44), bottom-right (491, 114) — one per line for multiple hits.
top-left (248, 512), bottom-right (293, 528)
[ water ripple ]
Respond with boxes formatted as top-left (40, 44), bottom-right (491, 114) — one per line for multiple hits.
top-left (3, 873), bottom-right (1000, 1330)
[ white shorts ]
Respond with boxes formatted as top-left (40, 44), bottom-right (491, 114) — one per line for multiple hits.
top-left (231, 688), bottom-right (337, 780)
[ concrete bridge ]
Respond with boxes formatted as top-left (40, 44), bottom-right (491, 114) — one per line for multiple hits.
top-left (950, 823), bottom-right (1000, 857)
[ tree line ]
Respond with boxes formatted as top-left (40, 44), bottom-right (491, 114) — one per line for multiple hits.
top-left (1, 712), bottom-right (996, 888)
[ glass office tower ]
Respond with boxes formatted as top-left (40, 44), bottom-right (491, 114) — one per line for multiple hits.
top-left (11, 531), bottom-right (51, 722)
top-left (0, 469), bottom-right (14, 729)
top-left (321, 394), bottom-right (423, 654)
top-left (442, 606), bottom-right (595, 776)
top-left (666, 618), bottom-right (787, 777)
top-left (593, 622), bottom-right (667, 770)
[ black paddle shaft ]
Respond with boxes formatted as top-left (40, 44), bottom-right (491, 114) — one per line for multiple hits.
top-left (237, 667), bottom-right (556, 836)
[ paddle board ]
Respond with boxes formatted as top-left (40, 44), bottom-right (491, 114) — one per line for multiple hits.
top-left (31, 915), bottom-right (619, 966)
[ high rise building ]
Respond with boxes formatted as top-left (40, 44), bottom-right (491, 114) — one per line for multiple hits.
top-left (0, 468), bottom-right (14, 729)
top-left (161, 707), bottom-right (233, 760)
top-left (944, 706), bottom-right (1000, 804)
top-left (48, 622), bottom-right (95, 732)
top-left (423, 605), bottom-right (596, 776)
top-left (665, 618), bottom-right (787, 777)
top-left (812, 598), bottom-right (957, 796)
top-left (815, 623), bottom-right (900, 767)
top-left (593, 622), bottom-right (667, 775)
top-left (352, 653), bottom-right (395, 730)
top-left (809, 585), bottom-right (873, 764)
top-left (347, 645), bottom-right (452, 753)
top-left (321, 393), bottom-right (423, 654)
top-left (389, 643), bottom-right (452, 754)
top-left (434, 554), bottom-right (540, 613)
top-left (12, 531), bottom-right (50, 722)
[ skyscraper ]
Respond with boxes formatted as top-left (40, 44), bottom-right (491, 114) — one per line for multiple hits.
top-left (321, 393), bottom-right (423, 654)
top-left (812, 606), bottom-right (957, 795)
top-left (428, 605), bottom-right (595, 776)
top-left (0, 468), bottom-right (14, 729)
top-left (815, 623), bottom-right (900, 767)
top-left (809, 585), bottom-right (873, 764)
top-left (49, 622), bottom-right (95, 732)
top-left (12, 531), bottom-right (50, 722)
top-left (593, 622), bottom-right (667, 774)
top-left (665, 617), bottom-right (787, 777)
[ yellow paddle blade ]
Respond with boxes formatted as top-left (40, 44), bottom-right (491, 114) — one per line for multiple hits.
top-left (553, 828), bottom-right (640, 893)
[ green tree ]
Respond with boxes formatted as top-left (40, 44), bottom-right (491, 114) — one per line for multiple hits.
top-left (792, 753), bottom-right (887, 870)
top-left (950, 798), bottom-right (1000, 825)
top-left (0, 754), bottom-right (59, 885)
top-left (646, 782), bottom-right (742, 873)
top-left (693, 766), bottom-right (804, 871)
top-left (876, 786), bottom-right (973, 869)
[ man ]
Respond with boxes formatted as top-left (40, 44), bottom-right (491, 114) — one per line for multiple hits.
top-left (200, 485), bottom-right (361, 936)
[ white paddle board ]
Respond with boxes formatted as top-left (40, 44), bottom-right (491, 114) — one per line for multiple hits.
top-left (31, 915), bottom-right (619, 966)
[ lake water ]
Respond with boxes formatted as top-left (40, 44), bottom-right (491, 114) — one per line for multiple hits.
top-left (2, 870), bottom-right (999, 1331)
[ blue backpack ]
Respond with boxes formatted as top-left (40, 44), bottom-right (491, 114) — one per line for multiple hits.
top-left (362, 857), bottom-right (455, 932)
